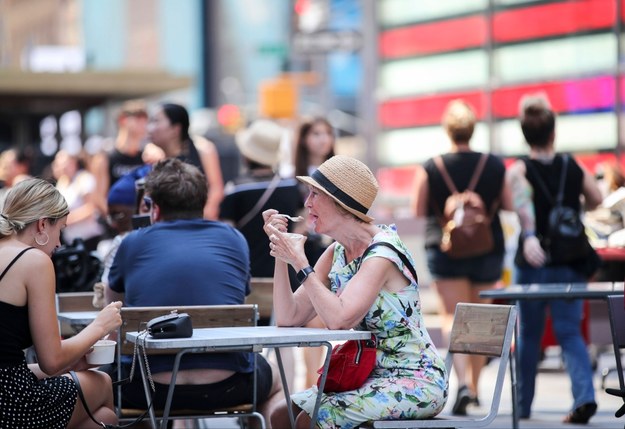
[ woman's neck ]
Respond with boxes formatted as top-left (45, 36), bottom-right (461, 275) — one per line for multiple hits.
top-left (336, 223), bottom-right (380, 263)
top-left (161, 139), bottom-right (183, 157)
top-left (450, 142), bottom-right (472, 152)
top-left (530, 146), bottom-right (555, 162)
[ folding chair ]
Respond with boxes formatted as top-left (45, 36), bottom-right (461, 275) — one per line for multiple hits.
top-left (605, 294), bottom-right (625, 419)
top-left (371, 303), bottom-right (517, 429)
top-left (116, 304), bottom-right (265, 429)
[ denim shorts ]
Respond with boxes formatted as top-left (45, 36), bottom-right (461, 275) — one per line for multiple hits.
top-left (426, 247), bottom-right (504, 283)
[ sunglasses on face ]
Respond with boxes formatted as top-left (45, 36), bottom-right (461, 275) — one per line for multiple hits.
top-left (106, 211), bottom-right (128, 224)
top-left (143, 196), bottom-right (153, 211)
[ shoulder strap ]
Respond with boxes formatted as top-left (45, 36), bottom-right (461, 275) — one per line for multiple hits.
top-left (555, 154), bottom-right (569, 205)
top-left (524, 157), bottom-right (556, 206)
top-left (433, 156), bottom-right (458, 194)
top-left (467, 153), bottom-right (489, 192)
top-left (237, 174), bottom-right (281, 229)
top-left (358, 241), bottom-right (418, 284)
top-left (0, 247), bottom-right (35, 282)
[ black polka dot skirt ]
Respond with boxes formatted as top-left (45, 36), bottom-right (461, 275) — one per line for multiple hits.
top-left (0, 360), bottom-right (77, 428)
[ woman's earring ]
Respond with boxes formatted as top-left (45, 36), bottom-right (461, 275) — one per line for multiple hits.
top-left (35, 231), bottom-right (49, 246)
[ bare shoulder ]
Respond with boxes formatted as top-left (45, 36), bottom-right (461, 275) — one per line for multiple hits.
top-left (192, 134), bottom-right (217, 155)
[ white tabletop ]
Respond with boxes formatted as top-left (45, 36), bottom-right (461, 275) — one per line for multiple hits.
top-left (57, 311), bottom-right (98, 325)
top-left (126, 326), bottom-right (371, 349)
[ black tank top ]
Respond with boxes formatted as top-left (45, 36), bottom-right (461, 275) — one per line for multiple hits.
top-left (108, 149), bottom-right (145, 187)
top-left (177, 139), bottom-right (205, 176)
top-left (0, 247), bottom-right (36, 366)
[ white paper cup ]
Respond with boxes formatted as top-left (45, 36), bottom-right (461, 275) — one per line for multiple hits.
top-left (86, 339), bottom-right (116, 365)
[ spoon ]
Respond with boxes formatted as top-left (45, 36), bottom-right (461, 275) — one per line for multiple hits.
top-left (277, 214), bottom-right (304, 222)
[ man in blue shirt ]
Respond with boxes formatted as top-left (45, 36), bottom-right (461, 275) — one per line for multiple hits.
top-left (106, 158), bottom-right (281, 417)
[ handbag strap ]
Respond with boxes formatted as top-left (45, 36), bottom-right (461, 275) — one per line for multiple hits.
top-left (70, 336), bottom-right (154, 429)
top-left (71, 370), bottom-right (117, 429)
top-left (357, 241), bottom-right (420, 332)
top-left (237, 174), bottom-right (281, 229)
top-left (358, 241), bottom-right (418, 284)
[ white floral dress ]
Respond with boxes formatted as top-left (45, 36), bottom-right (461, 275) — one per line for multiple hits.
top-left (291, 225), bottom-right (448, 428)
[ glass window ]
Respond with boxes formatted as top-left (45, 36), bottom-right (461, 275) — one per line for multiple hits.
top-left (494, 33), bottom-right (617, 84)
top-left (378, 0), bottom-right (487, 27)
top-left (380, 50), bottom-right (488, 97)
top-left (378, 123), bottom-right (490, 166)
top-left (495, 112), bottom-right (617, 157)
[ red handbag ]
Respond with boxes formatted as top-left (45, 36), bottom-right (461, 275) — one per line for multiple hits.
top-left (316, 335), bottom-right (377, 393)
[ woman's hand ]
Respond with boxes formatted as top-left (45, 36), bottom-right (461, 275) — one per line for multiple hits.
top-left (267, 224), bottom-right (308, 269)
top-left (523, 235), bottom-right (546, 267)
top-left (92, 301), bottom-right (123, 337)
top-left (262, 209), bottom-right (289, 235)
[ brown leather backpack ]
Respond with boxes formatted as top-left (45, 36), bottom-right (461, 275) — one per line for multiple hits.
top-left (434, 154), bottom-right (495, 259)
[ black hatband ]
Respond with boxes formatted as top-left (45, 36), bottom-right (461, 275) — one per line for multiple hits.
top-left (311, 170), bottom-right (368, 215)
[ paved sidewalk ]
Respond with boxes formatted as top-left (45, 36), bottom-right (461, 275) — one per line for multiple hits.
top-left (445, 350), bottom-right (624, 428)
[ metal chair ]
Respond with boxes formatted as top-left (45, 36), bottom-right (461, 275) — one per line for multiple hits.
top-left (371, 303), bottom-right (517, 429)
top-left (605, 294), bottom-right (625, 419)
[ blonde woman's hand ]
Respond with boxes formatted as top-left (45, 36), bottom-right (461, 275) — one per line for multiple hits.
top-left (92, 301), bottom-right (123, 337)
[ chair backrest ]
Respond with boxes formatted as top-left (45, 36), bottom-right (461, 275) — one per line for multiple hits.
top-left (607, 295), bottom-right (625, 389)
top-left (56, 291), bottom-right (96, 312)
top-left (372, 302), bottom-right (517, 428)
top-left (118, 304), bottom-right (258, 355)
top-left (245, 277), bottom-right (273, 322)
top-left (444, 303), bottom-right (516, 426)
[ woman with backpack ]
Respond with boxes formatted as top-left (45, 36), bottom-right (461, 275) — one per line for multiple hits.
top-left (412, 99), bottom-right (513, 415)
top-left (506, 94), bottom-right (602, 424)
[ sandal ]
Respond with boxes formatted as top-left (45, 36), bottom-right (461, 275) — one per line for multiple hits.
top-left (452, 386), bottom-right (478, 416)
top-left (562, 402), bottom-right (597, 424)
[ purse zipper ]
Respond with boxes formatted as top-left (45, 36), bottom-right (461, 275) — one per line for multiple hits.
top-left (354, 340), bottom-right (362, 364)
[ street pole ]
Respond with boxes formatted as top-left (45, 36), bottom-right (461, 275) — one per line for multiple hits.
top-left (359, 0), bottom-right (378, 173)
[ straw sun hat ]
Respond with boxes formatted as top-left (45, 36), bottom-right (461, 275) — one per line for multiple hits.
top-left (235, 119), bottom-right (284, 167)
top-left (296, 155), bottom-right (378, 222)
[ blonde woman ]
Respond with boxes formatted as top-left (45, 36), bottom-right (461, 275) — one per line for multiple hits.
top-left (412, 99), bottom-right (513, 415)
top-left (0, 178), bottom-right (122, 428)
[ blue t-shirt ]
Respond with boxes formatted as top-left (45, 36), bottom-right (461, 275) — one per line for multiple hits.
top-left (109, 219), bottom-right (253, 373)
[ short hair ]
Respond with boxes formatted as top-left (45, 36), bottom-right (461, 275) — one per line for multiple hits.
top-left (441, 99), bottom-right (476, 142)
top-left (145, 158), bottom-right (207, 221)
top-left (118, 99), bottom-right (148, 120)
top-left (0, 178), bottom-right (69, 236)
top-left (519, 94), bottom-right (555, 149)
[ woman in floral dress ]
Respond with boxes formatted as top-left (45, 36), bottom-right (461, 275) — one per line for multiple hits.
top-left (263, 155), bottom-right (447, 429)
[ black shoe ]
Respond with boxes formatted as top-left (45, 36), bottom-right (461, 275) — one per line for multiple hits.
top-left (452, 386), bottom-right (474, 416)
top-left (563, 402), bottom-right (597, 424)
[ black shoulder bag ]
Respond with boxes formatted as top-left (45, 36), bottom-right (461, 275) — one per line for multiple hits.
top-left (525, 156), bottom-right (593, 266)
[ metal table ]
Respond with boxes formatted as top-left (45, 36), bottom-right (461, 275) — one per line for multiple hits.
top-left (479, 281), bottom-right (624, 429)
top-left (126, 326), bottom-right (371, 429)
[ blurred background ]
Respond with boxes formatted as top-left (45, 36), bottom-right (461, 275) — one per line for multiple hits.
top-left (1, 0), bottom-right (623, 222)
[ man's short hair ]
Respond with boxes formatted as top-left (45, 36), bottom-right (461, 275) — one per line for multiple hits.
top-left (519, 94), bottom-right (555, 149)
top-left (145, 158), bottom-right (208, 220)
